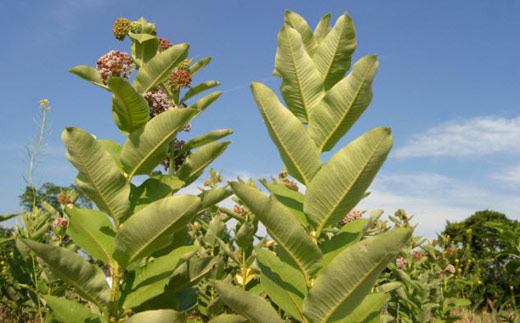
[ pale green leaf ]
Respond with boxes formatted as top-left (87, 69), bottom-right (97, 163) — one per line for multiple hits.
top-left (342, 293), bottom-right (389, 323)
top-left (205, 214), bottom-right (226, 248)
top-left (313, 13), bottom-right (357, 90)
top-left (314, 13), bottom-right (332, 44)
top-left (257, 249), bottom-right (307, 321)
top-left (275, 25), bottom-right (324, 123)
top-left (68, 65), bottom-right (109, 90)
top-left (230, 181), bottom-right (322, 283)
top-left (208, 314), bottom-right (247, 323)
top-left (186, 91), bottom-right (222, 113)
top-left (213, 281), bottom-right (284, 323)
top-left (129, 33), bottom-right (159, 69)
top-left (284, 10), bottom-right (317, 56)
top-left (108, 77), bottom-right (150, 134)
top-left (66, 207), bottom-right (115, 267)
top-left (43, 295), bottom-right (106, 323)
top-left (62, 127), bottom-right (130, 223)
top-left (130, 175), bottom-right (185, 214)
top-left (176, 129), bottom-right (233, 157)
top-left (169, 256), bottom-right (219, 291)
top-left (126, 309), bottom-right (187, 323)
top-left (98, 139), bottom-right (123, 172)
top-left (304, 127), bottom-right (393, 234)
top-left (263, 181), bottom-right (308, 228)
top-left (199, 187), bottom-right (233, 209)
top-left (180, 80), bottom-right (221, 104)
top-left (177, 142), bottom-right (230, 186)
top-left (251, 82), bottom-right (321, 185)
top-left (309, 55), bottom-right (379, 152)
top-left (22, 239), bottom-right (110, 311)
top-left (302, 228), bottom-right (411, 323)
top-left (113, 195), bottom-right (201, 269)
top-left (120, 108), bottom-right (198, 179)
top-left (134, 43), bottom-right (190, 94)
top-left (189, 57), bottom-right (212, 76)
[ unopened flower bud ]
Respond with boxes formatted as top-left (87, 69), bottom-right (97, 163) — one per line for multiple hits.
top-left (113, 18), bottom-right (132, 41)
top-left (53, 218), bottom-right (68, 229)
top-left (168, 70), bottom-right (192, 88)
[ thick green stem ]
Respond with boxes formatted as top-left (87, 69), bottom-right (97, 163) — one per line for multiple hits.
top-left (109, 266), bottom-right (122, 322)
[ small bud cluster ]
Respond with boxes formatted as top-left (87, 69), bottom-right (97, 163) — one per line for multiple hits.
top-left (177, 59), bottom-right (190, 70)
top-left (168, 70), bottom-right (192, 88)
top-left (113, 18), bottom-right (132, 41)
top-left (412, 250), bottom-right (422, 261)
top-left (233, 205), bottom-right (244, 215)
top-left (53, 218), bottom-right (68, 229)
top-left (144, 87), bottom-right (175, 117)
top-left (444, 264), bottom-right (456, 274)
top-left (130, 21), bottom-right (142, 33)
top-left (57, 193), bottom-right (71, 204)
top-left (395, 257), bottom-right (408, 269)
top-left (96, 50), bottom-right (135, 84)
top-left (158, 37), bottom-right (172, 51)
top-left (339, 209), bottom-right (363, 226)
top-left (281, 178), bottom-right (298, 191)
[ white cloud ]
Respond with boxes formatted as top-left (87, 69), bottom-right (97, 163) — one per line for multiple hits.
top-left (490, 164), bottom-right (520, 187)
top-left (394, 115), bottom-right (520, 158)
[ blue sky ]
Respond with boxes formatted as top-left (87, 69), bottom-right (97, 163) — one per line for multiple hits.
top-left (1, 0), bottom-right (519, 237)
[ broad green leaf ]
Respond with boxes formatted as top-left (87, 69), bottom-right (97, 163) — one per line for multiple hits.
top-left (208, 314), bottom-right (248, 323)
top-left (257, 249), bottom-right (307, 321)
top-left (180, 80), bottom-right (221, 104)
top-left (205, 214), bottom-right (225, 248)
top-left (199, 187), bottom-right (233, 209)
top-left (126, 309), bottom-right (187, 323)
top-left (177, 142), bottom-right (231, 186)
top-left (130, 175), bottom-right (185, 214)
top-left (251, 82), bottom-right (321, 185)
top-left (186, 91), bottom-right (222, 114)
top-left (216, 237), bottom-right (240, 265)
top-left (263, 181), bottom-right (308, 228)
top-left (309, 55), bottom-right (379, 152)
top-left (320, 218), bottom-right (369, 270)
top-left (121, 245), bottom-right (198, 309)
top-left (375, 282), bottom-right (402, 294)
top-left (176, 129), bottom-right (233, 157)
top-left (314, 13), bottom-right (332, 44)
top-left (275, 25), bottom-right (324, 123)
top-left (108, 77), bottom-right (150, 134)
top-left (98, 139), bottom-right (123, 172)
top-left (302, 228), bottom-right (411, 323)
top-left (43, 295), bottom-right (106, 323)
top-left (66, 207), bottom-right (115, 266)
top-left (120, 108), bottom-right (198, 179)
top-left (230, 182), bottom-right (322, 283)
top-left (169, 256), bottom-right (219, 291)
top-left (213, 281), bottom-right (284, 323)
top-left (313, 12), bottom-right (357, 90)
top-left (62, 127), bottom-right (130, 223)
top-left (342, 293), bottom-right (389, 323)
top-left (189, 57), bottom-right (212, 76)
top-left (22, 239), bottom-right (110, 311)
top-left (69, 65), bottom-right (109, 90)
top-left (304, 127), bottom-right (393, 234)
top-left (284, 10), bottom-right (317, 56)
top-left (0, 213), bottom-right (18, 222)
top-left (129, 33), bottom-right (159, 69)
top-left (134, 43), bottom-right (190, 94)
top-left (235, 222), bottom-right (255, 249)
top-left (113, 195), bottom-right (201, 269)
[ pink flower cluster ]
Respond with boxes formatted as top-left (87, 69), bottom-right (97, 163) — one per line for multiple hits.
top-left (158, 37), bottom-right (172, 51)
top-left (53, 218), bottom-right (68, 229)
top-left (339, 208), bottom-right (363, 226)
top-left (396, 257), bottom-right (408, 269)
top-left (96, 50), bottom-right (135, 84)
top-left (168, 70), bottom-right (192, 88)
top-left (144, 87), bottom-right (175, 117)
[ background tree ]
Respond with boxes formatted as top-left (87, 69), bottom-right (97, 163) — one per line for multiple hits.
top-left (19, 182), bottom-right (93, 211)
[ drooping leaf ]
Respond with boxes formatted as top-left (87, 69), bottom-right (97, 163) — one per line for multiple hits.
top-left (313, 12), bottom-right (357, 90)
top-left (180, 80), bottom-right (221, 104)
top-left (304, 127), bottom-right (393, 233)
top-left (284, 10), bottom-right (317, 56)
top-left (176, 142), bottom-right (231, 186)
top-left (275, 25), bottom-right (324, 123)
top-left (169, 256), bottom-right (219, 291)
top-left (129, 33), bottom-right (159, 69)
top-left (213, 281), bottom-right (284, 323)
top-left (251, 82), bottom-right (321, 185)
top-left (21, 239), bottom-right (110, 311)
top-left (62, 127), bottom-right (130, 223)
top-left (66, 207), bottom-right (115, 267)
top-left (130, 175), bottom-right (185, 214)
top-left (108, 77), bottom-right (150, 134)
top-left (176, 129), bottom-right (233, 157)
top-left (126, 309), bottom-right (187, 323)
top-left (43, 295), bottom-right (106, 323)
top-left (302, 228), bottom-right (411, 323)
top-left (235, 222), bottom-right (255, 249)
top-left (189, 57), bottom-right (212, 76)
top-left (230, 181), bottom-right (322, 283)
top-left (205, 214), bottom-right (225, 248)
top-left (69, 65), bottom-right (109, 90)
top-left (309, 55), bottom-right (379, 152)
top-left (113, 195), bottom-right (202, 269)
top-left (342, 293), bottom-right (389, 323)
top-left (120, 108), bottom-right (198, 179)
top-left (256, 249), bottom-right (307, 321)
top-left (263, 181), bottom-right (308, 228)
top-left (134, 43), bottom-right (190, 94)
top-left (199, 187), bottom-right (233, 209)
top-left (313, 13), bottom-right (332, 44)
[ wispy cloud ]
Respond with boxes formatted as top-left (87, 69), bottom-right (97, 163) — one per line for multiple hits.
top-left (490, 164), bottom-right (520, 187)
top-left (394, 115), bottom-right (520, 158)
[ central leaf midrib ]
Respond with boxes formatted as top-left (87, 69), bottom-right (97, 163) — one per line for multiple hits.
top-left (287, 29), bottom-right (311, 122)
top-left (73, 216), bottom-right (112, 267)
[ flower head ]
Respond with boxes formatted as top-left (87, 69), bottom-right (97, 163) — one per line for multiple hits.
top-left (144, 87), bottom-right (175, 117)
top-left (96, 50), bottom-right (135, 84)
top-left (339, 209), bottom-right (363, 226)
top-left (158, 37), bottom-right (172, 51)
top-left (53, 218), bottom-right (68, 230)
top-left (396, 257), bottom-right (408, 269)
top-left (444, 264), bottom-right (456, 274)
top-left (168, 70), bottom-right (192, 88)
top-left (113, 18), bottom-right (132, 41)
